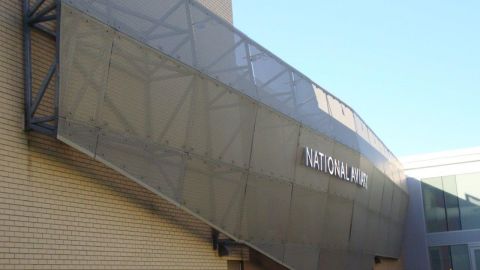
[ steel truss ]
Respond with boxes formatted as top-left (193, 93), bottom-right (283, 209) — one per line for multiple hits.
top-left (23, 0), bottom-right (60, 135)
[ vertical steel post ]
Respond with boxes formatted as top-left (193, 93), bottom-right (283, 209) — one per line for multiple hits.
top-left (23, 0), bottom-right (59, 135)
top-left (185, 0), bottom-right (197, 67)
top-left (54, 0), bottom-right (61, 125)
top-left (288, 71), bottom-right (298, 116)
top-left (23, 0), bottom-right (32, 131)
top-left (244, 42), bottom-right (259, 98)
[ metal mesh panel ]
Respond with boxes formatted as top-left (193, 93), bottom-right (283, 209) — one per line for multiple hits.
top-left (189, 5), bottom-right (257, 98)
top-left (390, 186), bottom-right (403, 223)
top-left (365, 210), bottom-right (380, 254)
top-left (59, 2), bottom-right (408, 268)
top-left (331, 119), bottom-right (360, 151)
top-left (366, 143), bottom-right (388, 175)
top-left (250, 106), bottom-right (300, 181)
top-left (381, 177), bottom-right (394, 217)
top-left (320, 194), bottom-right (353, 250)
top-left (377, 217), bottom-right (390, 255)
top-left (254, 243), bottom-right (285, 263)
top-left (349, 204), bottom-right (369, 251)
top-left (182, 155), bottom-right (246, 236)
top-left (57, 118), bottom-right (99, 157)
top-left (317, 249), bottom-right (347, 270)
top-left (249, 44), bottom-right (296, 118)
top-left (102, 34), bottom-right (151, 137)
top-left (292, 73), bottom-right (319, 116)
top-left (295, 127), bottom-right (333, 192)
top-left (292, 74), bottom-right (335, 136)
top-left (65, 0), bottom-right (196, 66)
top-left (327, 95), bottom-right (355, 132)
top-left (399, 191), bottom-right (409, 222)
top-left (299, 86), bottom-right (335, 138)
top-left (328, 144), bottom-right (360, 200)
top-left (241, 173), bottom-right (292, 249)
top-left (388, 221), bottom-right (403, 257)
top-left (102, 33), bottom-right (195, 149)
top-left (62, 0), bottom-right (405, 185)
top-left (358, 254), bottom-right (375, 270)
top-left (398, 166), bottom-right (408, 192)
top-left (354, 156), bottom-right (374, 206)
top-left (186, 77), bottom-right (256, 168)
top-left (357, 136), bottom-right (379, 170)
top-left (287, 185), bottom-right (327, 246)
top-left (384, 161), bottom-right (396, 186)
top-left (95, 129), bottom-right (186, 202)
top-left (327, 95), bottom-right (359, 151)
top-left (59, 6), bottom-right (113, 132)
top-left (368, 168), bottom-right (385, 213)
top-left (344, 252), bottom-right (363, 270)
top-left (284, 244), bottom-right (320, 270)
top-left (353, 114), bottom-right (370, 144)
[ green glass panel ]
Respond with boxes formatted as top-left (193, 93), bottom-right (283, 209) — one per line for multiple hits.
top-left (422, 177), bottom-right (447, 232)
top-left (475, 249), bottom-right (480, 270)
top-left (428, 246), bottom-right (452, 270)
top-left (450, 245), bottom-right (470, 270)
top-left (443, 176), bottom-right (462, 231)
top-left (456, 173), bottom-right (480, 230)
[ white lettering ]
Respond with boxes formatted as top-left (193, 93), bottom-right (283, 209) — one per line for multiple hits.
top-left (345, 163), bottom-right (350, 181)
top-left (319, 152), bottom-right (325, 171)
top-left (303, 146), bottom-right (368, 189)
top-left (305, 147), bottom-right (313, 168)
top-left (313, 151), bottom-right (320, 170)
top-left (350, 167), bottom-right (357, 183)
top-left (327, 157), bottom-right (334, 175)
top-left (340, 161), bottom-right (345, 180)
top-left (334, 159), bottom-right (341, 177)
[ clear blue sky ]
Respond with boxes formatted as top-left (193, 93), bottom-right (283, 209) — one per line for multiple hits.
top-left (232, 0), bottom-right (479, 157)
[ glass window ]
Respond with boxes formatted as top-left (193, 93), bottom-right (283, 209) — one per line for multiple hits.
top-left (421, 175), bottom-right (463, 232)
top-left (450, 245), bottom-right (470, 270)
top-left (443, 176), bottom-right (462, 231)
top-left (456, 173), bottom-right (480, 230)
top-left (474, 249), bottom-right (480, 270)
top-left (429, 245), bottom-right (470, 270)
top-left (422, 177), bottom-right (447, 232)
top-left (429, 246), bottom-right (452, 270)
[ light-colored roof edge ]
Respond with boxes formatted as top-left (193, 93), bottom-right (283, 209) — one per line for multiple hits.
top-left (400, 146), bottom-right (480, 173)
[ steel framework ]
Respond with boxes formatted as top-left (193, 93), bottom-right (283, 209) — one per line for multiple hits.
top-left (20, 1), bottom-right (409, 268)
top-left (23, 0), bottom-right (60, 135)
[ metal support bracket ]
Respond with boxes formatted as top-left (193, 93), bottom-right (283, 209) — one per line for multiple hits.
top-left (211, 229), bottom-right (242, 257)
top-left (23, 0), bottom-right (60, 135)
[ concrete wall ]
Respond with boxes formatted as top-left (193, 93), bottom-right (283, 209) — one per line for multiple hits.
top-left (0, 1), bottom-right (233, 269)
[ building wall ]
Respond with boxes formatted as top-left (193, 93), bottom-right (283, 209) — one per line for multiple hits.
top-left (402, 147), bottom-right (480, 270)
top-left (373, 258), bottom-right (404, 270)
top-left (59, 0), bottom-right (408, 268)
top-left (197, 0), bottom-right (233, 23)
top-left (0, 1), bottom-right (230, 269)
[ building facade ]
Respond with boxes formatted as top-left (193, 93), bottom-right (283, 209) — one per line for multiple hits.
top-left (0, 1), bottom-right (407, 269)
top-left (403, 147), bottom-right (480, 270)
top-left (0, 1), bottom-right (243, 269)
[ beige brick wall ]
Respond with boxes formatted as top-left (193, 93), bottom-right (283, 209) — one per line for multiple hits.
top-left (373, 257), bottom-right (404, 270)
top-left (0, 1), bottom-right (233, 269)
top-left (196, 0), bottom-right (233, 23)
